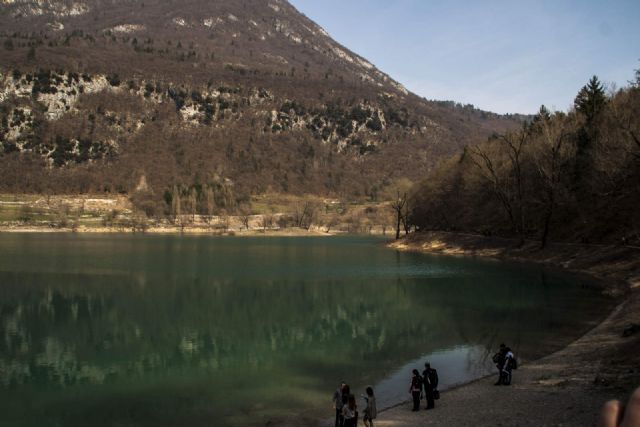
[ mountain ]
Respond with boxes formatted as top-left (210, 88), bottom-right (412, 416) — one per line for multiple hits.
top-left (0, 0), bottom-right (524, 209)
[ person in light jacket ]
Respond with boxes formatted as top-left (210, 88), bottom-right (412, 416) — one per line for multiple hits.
top-left (501, 347), bottom-right (515, 385)
top-left (362, 386), bottom-right (377, 427)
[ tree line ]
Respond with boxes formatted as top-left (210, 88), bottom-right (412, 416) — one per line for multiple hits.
top-left (408, 70), bottom-right (640, 247)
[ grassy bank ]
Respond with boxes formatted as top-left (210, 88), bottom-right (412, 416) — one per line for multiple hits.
top-left (0, 193), bottom-right (396, 235)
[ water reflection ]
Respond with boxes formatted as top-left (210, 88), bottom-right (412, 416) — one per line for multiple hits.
top-left (0, 234), bottom-right (613, 427)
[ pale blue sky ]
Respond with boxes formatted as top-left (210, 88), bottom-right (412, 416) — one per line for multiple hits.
top-left (288, 0), bottom-right (640, 114)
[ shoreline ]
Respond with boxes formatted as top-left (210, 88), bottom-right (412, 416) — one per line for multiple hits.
top-left (373, 231), bottom-right (640, 426)
top-left (0, 225), bottom-right (394, 237)
top-left (0, 225), bottom-right (341, 236)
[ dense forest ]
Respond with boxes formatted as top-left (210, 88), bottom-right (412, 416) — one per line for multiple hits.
top-left (408, 70), bottom-right (640, 246)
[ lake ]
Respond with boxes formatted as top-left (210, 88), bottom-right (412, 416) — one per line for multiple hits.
top-left (0, 234), bottom-right (614, 426)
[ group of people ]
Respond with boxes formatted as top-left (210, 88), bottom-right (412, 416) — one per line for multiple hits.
top-left (331, 344), bottom-right (640, 427)
top-left (409, 362), bottom-right (440, 411)
top-left (332, 347), bottom-right (518, 425)
top-left (332, 362), bottom-right (439, 427)
top-left (332, 383), bottom-right (377, 427)
top-left (493, 343), bottom-right (517, 385)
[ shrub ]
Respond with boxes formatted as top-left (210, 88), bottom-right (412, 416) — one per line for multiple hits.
top-left (107, 73), bottom-right (121, 86)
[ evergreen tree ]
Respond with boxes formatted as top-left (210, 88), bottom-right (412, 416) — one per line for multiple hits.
top-left (531, 105), bottom-right (551, 129)
top-left (573, 76), bottom-right (606, 206)
top-left (574, 75), bottom-right (606, 124)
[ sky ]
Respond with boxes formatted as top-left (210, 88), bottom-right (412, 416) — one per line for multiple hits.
top-left (288, 0), bottom-right (640, 115)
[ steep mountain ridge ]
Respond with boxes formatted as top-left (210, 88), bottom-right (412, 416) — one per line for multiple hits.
top-left (0, 0), bottom-right (524, 209)
top-left (1, 0), bottom-right (408, 93)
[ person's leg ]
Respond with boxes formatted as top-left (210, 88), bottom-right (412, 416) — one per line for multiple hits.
top-left (495, 368), bottom-right (502, 385)
top-left (426, 390), bottom-right (435, 409)
top-left (412, 391), bottom-right (420, 410)
top-left (335, 409), bottom-right (340, 427)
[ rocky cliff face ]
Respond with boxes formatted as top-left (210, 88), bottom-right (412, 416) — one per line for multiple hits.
top-left (0, 0), bottom-right (523, 202)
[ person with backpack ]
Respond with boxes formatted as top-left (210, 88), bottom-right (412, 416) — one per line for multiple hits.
top-left (493, 344), bottom-right (518, 385)
top-left (493, 343), bottom-right (507, 385)
top-left (501, 346), bottom-right (516, 385)
top-left (342, 394), bottom-right (358, 427)
top-left (362, 386), bottom-right (377, 427)
top-left (422, 362), bottom-right (439, 410)
top-left (409, 369), bottom-right (423, 411)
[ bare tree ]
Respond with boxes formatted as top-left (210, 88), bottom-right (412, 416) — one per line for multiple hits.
top-left (294, 199), bottom-right (319, 230)
top-left (469, 144), bottom-right (519, 239)
top-left (218, 212), bottom-right (230, 233)
top-left (401, 195), bottom-right (413, 235)
top-left (498, 129), bottom-right (529, 244)
top-left (261, 213), bottom-right (274, 233)
top-left (188, 187), bottom-right (198, 223)
top-left (531, 108), bottom-right (573, 248)
top-left (171, 185), bottom-right (181, 224)
top-left (204, 185), bottom-right (215, 223)
top-left (391, 191), bottom-right (407, 240)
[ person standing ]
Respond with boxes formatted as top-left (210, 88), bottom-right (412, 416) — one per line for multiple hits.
top-left (493, 343), bottom-right (507, 385)
top-left (501, 347), bottom-right (515, 385)
top-left (362, 386), bottom-right (377, 427)
top-left (422, 362), bottom-right (439, 410)
top-left (342, 394), bottom-right (358, 427)
top-left (332, 382), bottom-right (346, 427)
top-left (409, 369), bottom-right (422, 411)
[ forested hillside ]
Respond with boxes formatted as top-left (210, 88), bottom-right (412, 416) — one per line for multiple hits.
top-left (0, 0), bottom-right (524, 218)
top-left (409, 72), bottom-right (640, 245)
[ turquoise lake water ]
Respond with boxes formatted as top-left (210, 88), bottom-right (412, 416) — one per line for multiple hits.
top-left (0, 234), bottom-right (614, 426)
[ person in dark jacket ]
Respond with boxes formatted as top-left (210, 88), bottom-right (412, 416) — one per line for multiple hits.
top-left (409, 369), bottom-right (422, 411)
top-left (493, 343), bottom-right (507, 385)
top-left (332, 382), bottom-right (347, 427)
top-left (422, 362), bottom-right (439, 409)
top-left (493, 344), bottom-right (516, 385)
